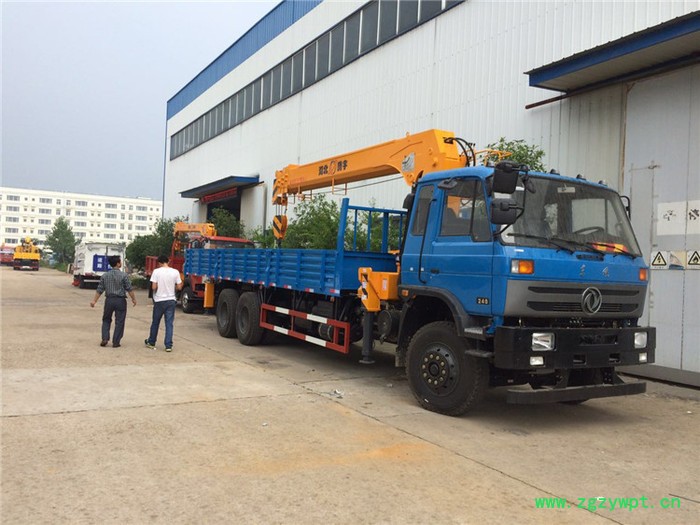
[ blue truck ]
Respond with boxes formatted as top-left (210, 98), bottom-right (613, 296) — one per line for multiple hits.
top-left (185, 130), bottom-right (655, 415)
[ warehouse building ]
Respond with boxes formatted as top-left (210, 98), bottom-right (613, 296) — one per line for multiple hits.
top-left (164, 1), bottom-right (700, 385)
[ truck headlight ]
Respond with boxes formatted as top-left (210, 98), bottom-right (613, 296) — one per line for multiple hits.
top-left (532, 332), bottom-right (555, 351)
top-left (634, 332), bottom-right (647, 349)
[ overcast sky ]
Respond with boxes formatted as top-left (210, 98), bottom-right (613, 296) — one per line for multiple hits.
top-left (2, 0), bottom-right (278, 200)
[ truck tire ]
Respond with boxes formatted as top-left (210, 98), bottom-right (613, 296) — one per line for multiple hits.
top-left (78, 276), bottom-right (86, 289)
top-left (406, 321), bottom-right (488, 416)
top-left (180, 286), bottom-right (198, 314)
top-left (216, 289), bottom-right (239, 338)
top-left (236, 291), bottom-right (264, 346)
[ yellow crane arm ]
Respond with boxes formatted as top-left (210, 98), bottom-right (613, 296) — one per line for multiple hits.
top-left (271, 129), bottom-right (467, 240)
top-left (272, 129), bottom-right (465, 205)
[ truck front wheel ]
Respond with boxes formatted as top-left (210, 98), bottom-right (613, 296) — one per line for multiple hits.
top-left (236, 292), bottom-right (264, 346)
top-left (216, 289), bottom-right (239, 338)
top-left (407, 321), bottom-right (488, 416)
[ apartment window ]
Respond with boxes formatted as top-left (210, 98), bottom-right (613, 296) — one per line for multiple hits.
top-left (76, 200), bottom-right (88, 207)
top-left (136, 205), bottom-right (147, 212)
top-left (75, 211), bottom-right (87, 217)
top-left (66, 200), bottom-right (71, 205)
top-left (75, 232), bottom-right (85, 239)
top-left (5, 238), bottom-right (18, 244)
top-left (38, 219), bottom-right (51, 225)
top-left (57, 199), bottom-right (61, 205)
top-left (39, 208), bottom-right (51, 214)
top-left (104, 233), bottom-right (116, 239)
top-left (105, 213), bottom-right (117, 219)
top-left (56, 209), bottom-right (61, 215)
top-left (105, 224), bottom-right (117, 229)
top-left (7, 195), bottom-right (20, 201)
top-left (74, 221), bottom-right (87, 227)
top-left (38, 229), bottom-right (51, 235)
top-left (39, 198), bottom-right (52, 204)
top-left (135, 215), bottom-right (147, 221)
top-left (105, 203), bottom-right (117, 209)
top-left (6, 206), bottom-right (19, 212)
top-left (135, 225), bottom-right (147, 231)
top-left (5, 228), bottom-right (19, 233)
top-left (121, 204), bottom-right (125, 210)
top-left (6, 217), bottom-right (19, 223)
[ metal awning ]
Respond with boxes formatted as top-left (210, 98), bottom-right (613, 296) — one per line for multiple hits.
top-left (526, 11), bottom-right (700, 94)
top-left (180, 175), bottom-right (260, 199)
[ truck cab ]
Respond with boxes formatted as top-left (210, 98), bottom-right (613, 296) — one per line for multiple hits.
top-left (399, 163), bottom-right (654, 408)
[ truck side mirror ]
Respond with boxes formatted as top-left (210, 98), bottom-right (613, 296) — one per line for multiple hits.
top-left (492, 161), bottom-right (520, 194)
top-left (402, 193), bottom-right (414, 210)
top-left (490, 198), bottom-right (518, 224)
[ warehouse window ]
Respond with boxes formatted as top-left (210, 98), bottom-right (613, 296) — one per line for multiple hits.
top-left (170, 0), bottom-right (464, 160)
top-left (304, 42), bottom-right (317, 87)
top-left (330, 23), bottom-right (344, 72)
top-left (361, 2), bottom-right (379, 53)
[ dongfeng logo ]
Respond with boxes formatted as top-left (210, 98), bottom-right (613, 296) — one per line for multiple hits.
top-left (581, 287), bottom-right (603, 315)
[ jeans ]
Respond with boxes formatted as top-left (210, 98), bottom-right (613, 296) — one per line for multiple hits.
top-left (102, 297), bottom-right (127, 345)
top-left (147, 300), bottom-right (177, 348)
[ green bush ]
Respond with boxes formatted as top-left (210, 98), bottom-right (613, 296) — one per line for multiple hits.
top-left (129, 275), bottom-right (150, 289)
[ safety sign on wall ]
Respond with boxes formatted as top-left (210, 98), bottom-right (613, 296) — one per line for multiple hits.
top-left (650, 250), bottom-right (700, 270)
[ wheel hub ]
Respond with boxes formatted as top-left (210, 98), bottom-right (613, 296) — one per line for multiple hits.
top-left (420, 347), bottom-right (457, 393)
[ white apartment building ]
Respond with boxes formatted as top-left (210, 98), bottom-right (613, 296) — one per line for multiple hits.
top-left (0, 186), bottom-right (162, 249)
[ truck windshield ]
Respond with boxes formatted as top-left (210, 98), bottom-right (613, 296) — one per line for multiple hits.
top-left (499, 176), bottom-right (642, 257)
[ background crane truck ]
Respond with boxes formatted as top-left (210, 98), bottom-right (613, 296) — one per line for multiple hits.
top-left (185, 129), bottom-right (655, 415)
top-left (12, 237), bottom-right (41, 271)
top-left (145, 222), bottom-right (253, 313)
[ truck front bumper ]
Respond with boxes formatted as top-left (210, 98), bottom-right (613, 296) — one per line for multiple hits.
top-left (507, 380), bottom-right (646, 404)
top-left (493, 326), bottom-right (655, 370)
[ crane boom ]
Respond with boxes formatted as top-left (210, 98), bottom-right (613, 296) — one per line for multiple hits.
top-left (272, 129), bottom-right (466, 240)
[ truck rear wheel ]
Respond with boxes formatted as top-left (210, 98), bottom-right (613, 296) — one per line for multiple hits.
top-left (236, 292), bottom-right (264, 346)
top-left (407, 321), bottom-right (488, 416)
top-left (78, 276), bottom-right (86, 289)
top-left (216, 289), bottom-right (239, 338)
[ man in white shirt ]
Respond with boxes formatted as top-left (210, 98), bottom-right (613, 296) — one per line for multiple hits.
top-left (144, 255), bottom-right (183, 352)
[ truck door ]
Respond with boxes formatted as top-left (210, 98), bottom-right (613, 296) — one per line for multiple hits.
top-left (421, 179), bottom-right (494, 316)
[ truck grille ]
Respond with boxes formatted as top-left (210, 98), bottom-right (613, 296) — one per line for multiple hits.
top-left (503, 281), bottom-right (646, 319)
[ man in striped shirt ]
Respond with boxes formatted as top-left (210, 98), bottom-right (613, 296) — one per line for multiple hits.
top-left (90, 255), bottom-right (137, 348)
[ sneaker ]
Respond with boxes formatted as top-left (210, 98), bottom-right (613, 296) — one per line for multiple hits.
top-left (100, 340), bottom-right (109, 347)
top-left (112, 343), bottom-right (121, 348)
top-left (165, 347), bottom-right (172, 352)
top-left (144, 339), bottom-right (155, 349)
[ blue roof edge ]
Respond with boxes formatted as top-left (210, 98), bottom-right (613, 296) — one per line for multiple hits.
top-left (527, 11), bottom-right (700, 89)
top-left (167, 0), bottom-right (323, 120)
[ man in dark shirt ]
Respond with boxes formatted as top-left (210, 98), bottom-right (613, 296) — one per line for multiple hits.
top-left (90, 255), bottom-right (137, 348)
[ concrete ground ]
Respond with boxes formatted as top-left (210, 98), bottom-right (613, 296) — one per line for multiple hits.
top-left (1, 266), bottom-right (698, 524)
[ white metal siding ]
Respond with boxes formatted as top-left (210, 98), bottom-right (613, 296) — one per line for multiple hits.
top-left (165, 0), bottom-right (700, 221)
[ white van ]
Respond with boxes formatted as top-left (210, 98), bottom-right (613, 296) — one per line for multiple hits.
top-left (72, 242), bottom-right (125, 288)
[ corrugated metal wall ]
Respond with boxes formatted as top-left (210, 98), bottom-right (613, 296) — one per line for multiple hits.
top-left (165, 0), bottom-right (699, 222)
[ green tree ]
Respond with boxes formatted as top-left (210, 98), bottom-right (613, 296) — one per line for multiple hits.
top-left (45, 216), bottom-right (76, 264)
top-left (125, 217), bottom-right (184, 270)
top-left (209, 207), bottom-right (246, 238)
top-left (283, 195), bottom-right (340, 249)
top-left (487, 137), bottom-right (546, 172)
